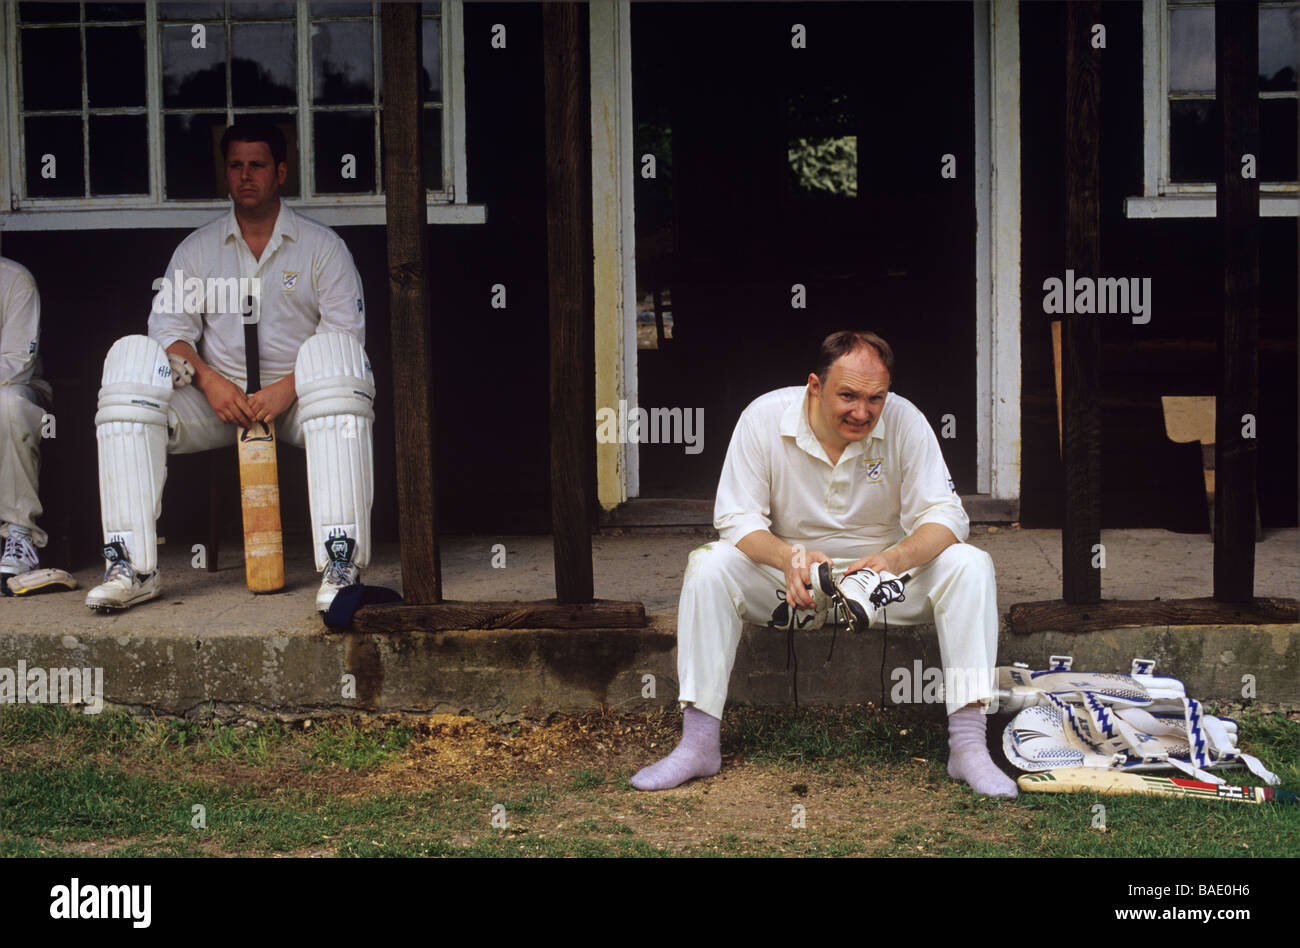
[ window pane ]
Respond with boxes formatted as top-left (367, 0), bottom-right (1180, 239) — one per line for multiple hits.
top-left (165, 112), bottom-right (229, 198)
top-left (421, 3), bottom-right (440, 14)
top-left (314, 111), bottom-right (376, 192)
top-left (158, 2), bottom-right (225, 20)
top-left (87, 26), bottom-right (147, 108)
top-left (21, 27), bottom-right (83, 111)
top-left (1169, 99), bottom-right (1219, 183)
top-left (19, 2), bottom-right (79, 23)
top-left (313, 20), bottom-right (375, 105)
top-left (311, 1), bottom-right (373, 15)
top-left (162, 23), bottom-right (226, 108)
top-left (86, 4), bottom-right (147, 22)
top-left (1259, 8), bottom-right (1297, 92)
top-left (1260, 97), bottom-right (1298, 182)
top-left (422, 17), bottom-right (442, 103)
top-left (422, 107), bottom-right (443, 190)
top-left (24, 116), bottom-right (84, 197)
top-left (230, 1), bottom-right (296, 19)
top-left (233, 23), bottom-right (296, 106)
top-left (90, 114), bottom-right (149, 194)
top-left (1169, 7), bottom-right (1215, 94)
top-left (788, 136), bottom-right (858, 198)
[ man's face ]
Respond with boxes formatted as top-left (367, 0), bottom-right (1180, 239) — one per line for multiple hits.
top-left (808, 348), bottom-right (891, 446)
top-left (225, 139), bottom-right (286, 214)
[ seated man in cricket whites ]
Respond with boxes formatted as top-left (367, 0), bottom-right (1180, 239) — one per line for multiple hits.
top-left (631, 330), bottom-right (1016, 798)
top-left (0, 256), bottom-right (56, 590)
top-left (86, 119), bottom-right (375, 613)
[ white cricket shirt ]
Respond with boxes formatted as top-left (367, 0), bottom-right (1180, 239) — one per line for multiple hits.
top-left (147, 202), bottom-right (365, 388)
top-left (0, 257), bottom-right (52, 398)
top-left (714, 385), bottom-right (969, 558)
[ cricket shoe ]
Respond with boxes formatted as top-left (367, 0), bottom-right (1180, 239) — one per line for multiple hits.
top-left (1, 526), bottom-right (39, 595)
top-left (815, 562), bottom-right (909, 634)
top-left (317, 531), bottom-right (361, 612)
top-left (85, 541), bottom-right (161, 612)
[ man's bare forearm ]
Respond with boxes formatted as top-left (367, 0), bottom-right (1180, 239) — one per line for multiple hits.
top-left (882, 522), bottom-right (958, 574)
top-left (735, 530), bottom-right (797, 571)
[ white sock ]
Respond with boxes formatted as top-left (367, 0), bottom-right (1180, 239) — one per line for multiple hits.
top-left (630, 706), bottom-right (722, 791)
top-left (947, 705), bottom-right (1018, 799)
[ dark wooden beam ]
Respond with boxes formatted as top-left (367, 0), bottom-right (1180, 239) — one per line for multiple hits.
top-left (380, 2), bottom-right (440, 604)
top-left (1213, 0), bottom-right (1260, 601)
top-left (351, 599), bottom-right (647, 633)
top-left (1009, 597), bottom-right (1299, 636)
top-left (542, 2), bottom-right (595, 603)
top-left (1062, 0), bottom-right (1102, 604)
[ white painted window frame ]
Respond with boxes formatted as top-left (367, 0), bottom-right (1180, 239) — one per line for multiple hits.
top-left (0, 0), bottom-right (483, 230)
top-left (1127, 0), bottom-right (1298, 219)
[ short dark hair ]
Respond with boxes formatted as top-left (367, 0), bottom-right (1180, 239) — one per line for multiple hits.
top-left (220, 119), bottom-right (287, 167)
top-left (814, 330), bottom-right (895, 386)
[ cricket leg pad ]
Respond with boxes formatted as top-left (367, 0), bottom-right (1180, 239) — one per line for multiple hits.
top-left (95, 335), bottom-right (173, 574)
top-left (295, 333), bottom-right (376, 570)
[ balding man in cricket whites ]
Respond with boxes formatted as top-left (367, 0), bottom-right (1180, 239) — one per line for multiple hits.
top-left (632, 330), bottom-right (1017, 798)
top-left (86, 119), bottom-right (376, 613)
top-left (0, 256), bottom-right (54, 589)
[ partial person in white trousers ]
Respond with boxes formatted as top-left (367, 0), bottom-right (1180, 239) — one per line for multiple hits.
top-left (0, 256), bottom-right (54, 589)
top-left (86, 119), bottom-right (376, 614)
top-left (631, 330), bottom-right (1017, 798)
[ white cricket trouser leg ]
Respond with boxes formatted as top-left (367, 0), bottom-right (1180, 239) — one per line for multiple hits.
top-left (676, 540), bottom-right (1000, 719)
top-left (0, 384), bottom-right (49, 547)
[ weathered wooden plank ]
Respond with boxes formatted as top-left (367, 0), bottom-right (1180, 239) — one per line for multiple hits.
top-left (380, 3), bottom-right (440, 604)
top-left (1213, 0), bottom-right (1260, 601)
top-left (1008, 597), bottom-right (1298, 636)
top-left (351, 599), bottom-right (648, 633)
top-left (1061, 0), bottom-right (1103, 605)
top-left (543, 2), bottom-right (596, 603)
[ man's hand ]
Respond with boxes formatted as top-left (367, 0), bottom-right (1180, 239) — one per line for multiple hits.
top-left (198, 371), bottom-right (256, 427)
top-left (844, 550), bottom-right (900, 578)
top-left (247, 373), bottom-right (296, 424)
top-left (782, 543), bottom-right (832, 610)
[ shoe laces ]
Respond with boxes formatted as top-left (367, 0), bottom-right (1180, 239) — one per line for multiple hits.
top-left (104, 558), bottom-right (137, 585)
top-left (3, 533), bottom-right (36, 567)
top-left (323, 558), bottom-right (359, 587)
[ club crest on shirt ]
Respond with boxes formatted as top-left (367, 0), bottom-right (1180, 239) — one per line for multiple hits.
top-left (864, 458), bottom-right (884, 482)
top-left (281, 271), bottom-right (299, 292)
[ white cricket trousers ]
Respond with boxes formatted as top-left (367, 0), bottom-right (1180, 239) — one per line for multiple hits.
top-left (675, 540), bottom-right (1000, 718)
top-left (0, 384), bottom-right (49, 546)
top-left (167, 373), bottom-right (305, 453)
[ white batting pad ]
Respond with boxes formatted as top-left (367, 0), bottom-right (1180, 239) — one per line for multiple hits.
top-left (295, 333), bottom-right (376, 570)
top-left (95, 335), bottom-right (173, 573)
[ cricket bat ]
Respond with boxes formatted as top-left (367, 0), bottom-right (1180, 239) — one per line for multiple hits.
top-left (238, 303), bottom-right (285, 593)
top-left (1018, 768), bottom-right (1300, 805)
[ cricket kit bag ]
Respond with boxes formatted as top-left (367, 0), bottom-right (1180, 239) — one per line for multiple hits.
top-left (998, 656), bottom-right (1281, 787)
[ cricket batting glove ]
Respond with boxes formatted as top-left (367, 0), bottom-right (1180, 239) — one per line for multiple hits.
top-left (167, 353), bottom-right (195, 388)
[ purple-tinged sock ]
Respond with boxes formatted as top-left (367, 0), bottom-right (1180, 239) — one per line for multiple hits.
top-left (946, 705), bottom-right (1018, 799)
top-left (630, 706), bottom-right (722, 791)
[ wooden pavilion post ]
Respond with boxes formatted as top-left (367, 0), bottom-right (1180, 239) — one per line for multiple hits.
top-left (1062, 0), bottom-right (1102, 604)
top-left (1213, 0), bottom-right (1260, 601)
top-left (380, 1), bottom-right (441, 604)
top-left (543, 1), bottom-right (596, 603)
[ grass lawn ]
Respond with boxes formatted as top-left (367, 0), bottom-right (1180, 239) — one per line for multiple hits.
top-left (1, 702), bottom-right (1296, 858)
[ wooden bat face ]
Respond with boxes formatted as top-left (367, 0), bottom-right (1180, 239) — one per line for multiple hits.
top-left (237, 419), bottom-right (285, 593)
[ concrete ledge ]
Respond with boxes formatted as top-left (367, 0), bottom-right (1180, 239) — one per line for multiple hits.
top-left (4, 618), bottom-right (1296, 722)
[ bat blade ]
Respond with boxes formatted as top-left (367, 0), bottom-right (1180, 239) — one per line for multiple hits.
top-left (1018, 768), bottom-right (1298, 804)
top-left (237, 419), bottom-right (285, 593)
